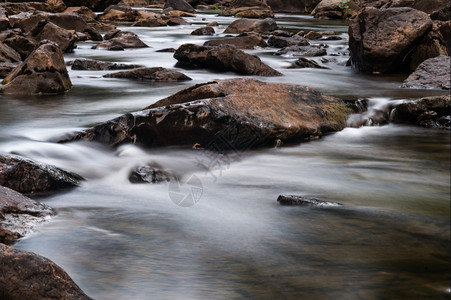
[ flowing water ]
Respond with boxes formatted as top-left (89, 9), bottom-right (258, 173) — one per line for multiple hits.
top-left (0, 11), bottom-right (449, 299)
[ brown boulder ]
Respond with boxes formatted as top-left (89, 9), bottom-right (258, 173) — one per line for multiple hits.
top-left (63, 78), bottom-right (349, 149)
top-left (0, 42), bottom-right (21, 63)
top-left (0, 62), bottom-right (19, 78)
top-left (164, 0), bottom-right (195, 12)
top-left (173, 43), bottom-right (282, 76)
top-left (62, 0), bottom-right (121, 12)
top-left (267, 34), bottom-right (309, 48)
top-left (1, 32), bottom-right (36, 60)
top-left (266, 0), bottom-right (321, 13)
top-left (349, 7), bottom-right (433, 73)
top-left (1, 41), bottom-right (72, 95)
top-left (103, 67), bottom-right (192, 81)
top-left (0, 243), bottom-right (92, 299)
top-left (0, 154), bottom-right (83, 194)
top-left (9, 11), bottom-right (88, 33)
top-left (0, 0), bottom-right (66, 15)
top-left (402, 55), bottom-right (451, 90)
top-left (389, 95), bottom-right (450, 129)
top-left (31, 21), bottom-right (77, 52)
top-left (93, 31), bottom-right (148, 50)
top-left (204, 33), bottom-right (267, 49)
top-left (0, 186), bottom-right (53, 244)
top-left (63, 6), bottom-right (97, 19)
top-left (191, 26), bottom-right (215, 35)
top-left (224, 17), bottom-right (277, 34)
top-left (311, 0), bottom-right (359, 19)
top-left (0, 7), bottom-right (9, 31)
top-left (275, 44), bottom-right (327, 57)
top-left (96, 5), bottom-right (138, 22)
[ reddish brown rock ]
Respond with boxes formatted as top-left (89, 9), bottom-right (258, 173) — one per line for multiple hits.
top-left (204, 33), bottom-right (267, 49)
top-left (224, 17), bottom-right (277, 34)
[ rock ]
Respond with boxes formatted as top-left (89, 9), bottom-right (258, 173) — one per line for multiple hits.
top-left (63, 6), bottom-right (97, 19)
top-left (304, 31), bottom-right (322, 40)
top-left (0, 243), bottom-right (92, 299)
top-left (275, 44), bottom-right (327, 57)
top-left (165, 9), bottom-right (195, 17)
top-left (311, 0), bottom-right (359, 19)
top-left (207, 21), bottom-right (218, 26)
top-left (1, 41), bottom-right (72, 95)
top-left (402, 56), bottom-right (450, 90)
top-left (390, 95), bottom-right (450, 129)
top-left (292, 57), bottom-right (328, 69)
top-left (0, 62), bottom-right (18, 78)
top-left (266, 0), bottom-right (321, 13)
top-left (31, 21), bottom-right (77, 53)
top-left (164, 0), bottom-right (195, 13)
top-left (224, 18), bottom-right (277, 34)
top-left (129, 164), bottom-right (176, 183)
top-left (1, 32), bottom-right (36, 61)
top-left (62, 78), bottom-right (349, 149)
top-left (9, 11), bottom-right (88, 34)
top-left (83, 26), bottom-right (103, 41)
top-left (93, 32), bottom-right (148, 50)
top-left (0, 154), bottom-right (83, 194)
top-left (71, 58), bottom-right (143, 70)
top-left (131, 12), bottom-right (189, 27)
top-left (234, 9), bottom-right (274, 19)
top-left (173, 43), bottom-right (282, 76)
top-left (409, 21), bottom-right (449, 70)
top-left (0, 42), bottom-right (21, 63)
top-left (277, 194), bottom-right (343, 206)
top-left (267, 35), bottom-right (309, 48)
top-left (0, 7), bottom-right (9, 31)
top-left (0, 186), bottom-right (53, 244)
top-left (0, 0), bottom-right (67, 15)
top-left (62, 0), bottom-right (122, 12)
top-left (349, 7), bottom-right (433, 74)
top-left (204, 33), bottom-right (267, 49)
top-left (103, 67), bottom-right (192, 81)
top-left (220, 0), bottom-right (274, 18)
top-left (191, 26), bottom-right (215, 35)
top-left (96, 5), bottom-right (138, 22)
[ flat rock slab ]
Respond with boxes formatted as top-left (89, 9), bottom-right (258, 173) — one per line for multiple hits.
top-left (71, 58), bottom-right (143, 70)
top-left (103, 67), bottom-right (191, 81)
top-left (402, 55), bottom-right (451, 90)
top-left (277, 194), bottom-right (343, 207)
top-left (0, 154), bottom-right (83, 194)
top-left (63, 78), bottom-right (349, 149)
top-left (0, 243), bottom-right (92, 299)
top-left (224, 17), bottom-right (277, 34)
top-left (204, 33), bottom-right (267, 49)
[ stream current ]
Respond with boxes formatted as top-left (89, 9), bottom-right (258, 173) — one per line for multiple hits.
top-left (0, 10), bottom-right (449, 299)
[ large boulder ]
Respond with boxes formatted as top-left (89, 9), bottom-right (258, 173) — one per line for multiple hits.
top-left (402, 55), bottom-right (450, 90)
top-left (266, 0), bottom-right (321, 13)
top-left (1, 31), bottom-right (36, 60)
top-left (0, 154), bottom-right (83, 194)
top-left (0, 41), bottom-right (21, 63)
top-left (0, 0), bottom-right (67, 14)
top-left (93, 31), bottom-right (148, 50)
top-left (164, 0), bottom-right (195, 12)
top-left (8, 11), bottom-right (88, 34)
top-left (204, 33), bottom-right (267, 49)
top-left (389, 95), bottom-right (450, 129)
top-left (311, 0), bottom-right (360, 19)
top-left (1, 41), bottom-right (72, 95)
top-left (31, 21), bottom-right (77, 52)
top-left (0, 243), bottom-right (92, 299)
top-left (62, 0), bottom-right (121, 12)
top-left (221, 0), bottom-right (273, 18)
top-left (224, 17), bottom-right (277, 34)
top-left (103, 67), bottom-right (192, 81)
top-left (62, 78), bottom-right (350, 149)
top-left (173, 43), bottom-right (282, 76)
top-left (349, 7), bottom-right (433, 73)
top-left (0, 186), bottom-right (53, 244)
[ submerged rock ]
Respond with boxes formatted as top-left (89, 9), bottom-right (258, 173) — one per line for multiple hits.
top-left (402, 55), bottom-right (450, 90)
top-left (62, 78), bottom-right (349, 149)
top-left (71, 58), bottom-right (143, 70)
top-left (0, 154), bottom-right (83, 194)
top-left (0, 243), bottom-right (92, 299)
top-left (277, 195), bottom-right (343, 207)
top-left (0, 186), bottom-right (53, 244)
top-left (129, 164), bottom-right (176, 183)
top-left (103, 67), bottom-right (192, 81)
top-left (349, 7), bottom-right (432, 73)
top-left (173, 43), bottom-right (282, 76)
top-left (0, 40), bottom-right (72, 95)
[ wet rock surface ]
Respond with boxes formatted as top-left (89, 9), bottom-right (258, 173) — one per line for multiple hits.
top-left (0, 186), bottom-right (53, 244)
top-left (349, 7), bottom-right (432, 74)
top-left (71, 58), bottom-right (143, 70)
top-left (0, 154), bottom-right (83, 194)
top-left (267, 34), bottom-right (309, 48)
top-left (402, 55), bottom-right (451, 90)
top-left (173, 43), bottom-right (282, 76)
top-left (0, 243), bottom-right (93, 299)
top-left (129, 164), bottom-right (176, 183)
top-left (191, 26), bottom-right (215, 36)
top-left (277, 195), bottom-right (343, 207)
top-left (224, 18), bottom-right (277, 34)
top-left (275, 44), bottom-right (327, 57)
top-left (93, 31), bottom-right (148, 50)
top-left (63, 78), bottom-right (350, 149)
top-left (204, 33), bottom-right (267, 49)
top-left (103, 67), bottom-right (192, 81)
top-left (0, 40), bottom-right (72, 95)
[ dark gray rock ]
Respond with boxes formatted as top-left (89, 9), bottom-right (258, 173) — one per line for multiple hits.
top-left (71, 58), bottom-right (142, 70)
top-left (0, 154), bottom-right (83, 194)
top-left (191, 26), bottom-right (215, 35)
top-left (129, 164), bottom-right (176, 183)
top-left (164, 0), bottom-right (195, 13)
top-left (402, 56), bottom-right (450, 90)
top-left (291, 57), bottom-right (328, 69)
top-left (173, 43), bottom-right (282, 76)
top-left (204, 33), bottom-right (267, 49)
top-left (31, 20), bottom-right (77, 53)
top-left (103, 67), bottom-right (192, 81)
top-left (224, 18), bottom-right (277, 34)
top-left (277, 195), bottom-right (343, 207)
top-left (0, 243), bottom-right (92, 299)
top-left (267, 34), bottom-right (309, 48)
top-left (275, 44), bottom-right (327, 57)
top-left (62, 0), bottom-right (121, 12)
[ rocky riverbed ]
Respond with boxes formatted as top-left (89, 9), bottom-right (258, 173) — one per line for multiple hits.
top-left (0, 0), bottom-right (449, 299)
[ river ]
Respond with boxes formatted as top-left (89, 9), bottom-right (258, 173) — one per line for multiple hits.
top-left (0, 10), bottom-right (449, 299)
